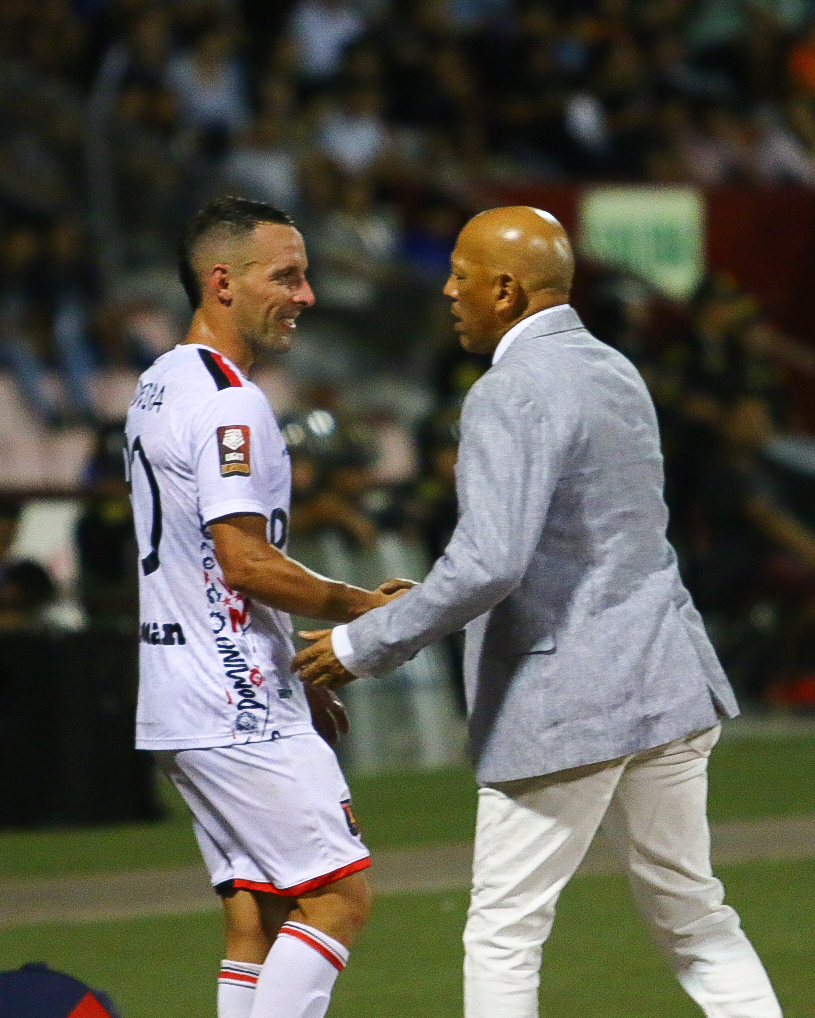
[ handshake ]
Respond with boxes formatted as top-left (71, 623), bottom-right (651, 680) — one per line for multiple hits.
top-left (293, 576), bottom-right (415, 746)
top-left (293, 575), bottom-right (415, 689)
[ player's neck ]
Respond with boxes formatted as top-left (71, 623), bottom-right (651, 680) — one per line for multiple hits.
top-left (183, 311), bottom-right (253, 375)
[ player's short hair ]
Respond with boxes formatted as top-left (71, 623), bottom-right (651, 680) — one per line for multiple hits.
top-left (178, 196), bottom-right (295, 310)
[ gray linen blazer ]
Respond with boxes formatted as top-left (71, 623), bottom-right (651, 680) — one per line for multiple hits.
top-left (345, 306), bottom-right (738, 784)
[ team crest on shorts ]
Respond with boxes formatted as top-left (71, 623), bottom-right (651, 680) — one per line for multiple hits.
top-left (340, 799), bottom-right (360, 836)
top-left (235, 711), bottom-right (259, 732)
top-left (217, 425), bottom-right (251, 476)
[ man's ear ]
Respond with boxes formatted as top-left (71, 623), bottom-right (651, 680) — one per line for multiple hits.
top-left (496, 274), bottom-right (525, 319)
top-left (207, 264), bottom-right (232, 306)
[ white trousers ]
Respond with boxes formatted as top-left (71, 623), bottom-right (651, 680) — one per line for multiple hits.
top-left (463, 727), bottom-right (782, 1018)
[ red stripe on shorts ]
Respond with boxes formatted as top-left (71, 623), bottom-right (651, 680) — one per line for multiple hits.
top-left (232, 855), bottom-right (370, 897)
top-left (278, 925), bottom-right (345, 971)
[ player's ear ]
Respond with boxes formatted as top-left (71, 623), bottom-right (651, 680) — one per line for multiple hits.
top-left (208, 264), bottom-right (233, 306)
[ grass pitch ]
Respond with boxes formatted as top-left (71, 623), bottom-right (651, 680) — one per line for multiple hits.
top-left (1, 860), bottom-right (811, 1018)
top-left (0, 730), bottom-right (813, 880)
top-left (0, 730), bottom-right (812, 1016)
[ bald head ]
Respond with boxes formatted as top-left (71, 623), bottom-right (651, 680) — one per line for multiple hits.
top-left (460, 206), bottom-right (574, 294)
top-left (444, 206), bottom-right (574, 355)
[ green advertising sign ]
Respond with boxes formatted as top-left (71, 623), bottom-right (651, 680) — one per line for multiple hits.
top-left (578, 187), bottom-right (705, 299)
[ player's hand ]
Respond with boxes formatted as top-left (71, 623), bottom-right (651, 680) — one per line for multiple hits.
top-left (376, 577), bottom-right (416, 596)
top-left (294, 629), bottom-right (357, 689)
top-left (304, 683), bottom-right (349, 746)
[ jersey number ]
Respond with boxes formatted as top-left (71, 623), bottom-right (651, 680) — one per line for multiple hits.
top-left (129, 437), bottom-right (287, 570)
top-left (130, 436), bottom-right (162, 575)
top-left (271, 508), bottom-right (288, 549)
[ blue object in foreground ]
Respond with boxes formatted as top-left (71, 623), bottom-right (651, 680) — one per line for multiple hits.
top-left (0, 963), bottom-right (122, 1017)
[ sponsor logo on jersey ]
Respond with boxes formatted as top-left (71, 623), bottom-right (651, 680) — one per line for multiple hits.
top-left (340, 799), bottom-right (360, 836)
top-left (278, 688), bottom-right (293, 699)
top-left (139, 622), bottom-right (186, 645)
top-left (200, 533), bottom-right (267, 730)
top-left (217, 425), bottom-right (251, 476)
top-left (214, 635), bottom-right (267, 712)
top-left (235, 711), bottom-right (259, 732)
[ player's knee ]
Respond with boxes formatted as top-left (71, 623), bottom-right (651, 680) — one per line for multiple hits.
top-left (295, 873), bottom-right (372, 946)
top-left (326, 873), bottom-right (371, 938)
top-left (341, 874), bottom-right (373, 932)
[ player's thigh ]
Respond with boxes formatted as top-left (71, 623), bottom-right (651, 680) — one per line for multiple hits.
top-left (158, 735), bottom-right (369, 892)
top-left (222, 885), bottom-right (294, 941)
top-left (220, 887), bottom-right (293, 962)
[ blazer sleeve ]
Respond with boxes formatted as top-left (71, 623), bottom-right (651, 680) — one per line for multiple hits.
top-left (343, 368), bottom-right (569, 675)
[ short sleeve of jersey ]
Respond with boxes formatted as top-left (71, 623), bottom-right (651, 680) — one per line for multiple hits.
top-left (190, 386), bottom-right (287, 526)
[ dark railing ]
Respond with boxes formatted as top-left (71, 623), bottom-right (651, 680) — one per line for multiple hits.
top-left (0, 629), bottom-right (161, 829)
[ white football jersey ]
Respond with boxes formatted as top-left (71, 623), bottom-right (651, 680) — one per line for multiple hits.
top-left (125, 343), bottom-right (312, 750)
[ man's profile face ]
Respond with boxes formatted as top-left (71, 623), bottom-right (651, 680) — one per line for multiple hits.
top-left (230, 224), bottom-right (315, 356)
top-left (443, 237), bottom-right (502, 356)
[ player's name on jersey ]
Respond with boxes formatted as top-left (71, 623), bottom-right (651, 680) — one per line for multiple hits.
top-left (139, 621), bottom-right (187, 645)
top-left (130, 380), bottom-right (166, 412)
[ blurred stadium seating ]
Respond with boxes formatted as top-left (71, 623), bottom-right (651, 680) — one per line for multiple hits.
top-left (2, 1), bottom-right (815, 814)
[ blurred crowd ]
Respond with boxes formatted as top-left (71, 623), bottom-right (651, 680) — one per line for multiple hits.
top-left (1, 0), bottom-right (815, 708)
top-left (4, 0), bottom-right (815, 417)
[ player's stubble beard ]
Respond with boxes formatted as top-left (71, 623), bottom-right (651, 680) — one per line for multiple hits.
top-left (241, 305), bottom-right (296, 362)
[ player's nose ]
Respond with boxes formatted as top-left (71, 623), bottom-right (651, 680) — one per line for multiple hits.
top-left (297, 279), bottom-right (316, 307)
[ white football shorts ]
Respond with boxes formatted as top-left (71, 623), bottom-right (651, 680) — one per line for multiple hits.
top-left (155, 732), bottom-right (370, 895)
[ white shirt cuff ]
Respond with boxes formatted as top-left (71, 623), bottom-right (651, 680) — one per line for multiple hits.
top-left (331, 625), bottom-right (367, 677)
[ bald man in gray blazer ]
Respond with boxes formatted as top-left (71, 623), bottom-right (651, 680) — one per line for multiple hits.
top-left (295, 207), bottom-right (782, 1018)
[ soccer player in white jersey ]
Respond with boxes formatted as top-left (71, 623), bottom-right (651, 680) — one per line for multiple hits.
top-left (125, 196), bottom-right (405, 1018)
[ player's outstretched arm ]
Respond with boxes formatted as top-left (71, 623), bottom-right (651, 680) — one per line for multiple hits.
top-left (210, 513), bottom-right (393, 622)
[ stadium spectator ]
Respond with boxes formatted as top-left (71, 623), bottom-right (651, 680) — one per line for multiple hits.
top-left (317, 84), bottom-right (394, 175)
top-left (76, 422), bottom-right (138, 627)
top-left (752, 103), bottom-right (815, 184)
top-left (43, 216), bottom-right (102, 421)
top-left (0, 500), bottom-right (57, 631)
top-left (0, 223), bottom-right (97, 427)
top-left (221, 111), bottom-right (304, 214)
top-left (788, 17), bottom-right (815, 95)
top-left (167, 25), bottom-right (250, 148)
top-left (285, 0), bottom-right (369, 92)
top-left (683, 394), bottom-right (815, 698)
top-left (405, 403), bottom-right (461, 561)
top-left (306, 172), bottom-right (401, 352)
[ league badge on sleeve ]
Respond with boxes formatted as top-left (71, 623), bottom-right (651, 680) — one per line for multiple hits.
top-left (218, 425), bottom-right (251, 476)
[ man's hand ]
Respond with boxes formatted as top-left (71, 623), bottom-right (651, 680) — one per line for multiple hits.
top-left (294, 629), bottom-right (357, 689)
top-left (304, 683), bottom-right (350, 746)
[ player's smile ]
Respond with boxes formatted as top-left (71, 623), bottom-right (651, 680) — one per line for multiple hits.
top-left (277, 309), bottom-right (301, 331)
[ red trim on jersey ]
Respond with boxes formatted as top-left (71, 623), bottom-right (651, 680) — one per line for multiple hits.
top-left (232, 855), bottom-right (370, 897)
top-left (210, 351), bottom-right (242, 387)
top-left (68, 993), bottom-right (114, 1017)
top-left (279, 925), bottom-right (345, 971)
top-left (219, 970), bottom-right (259, 985)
